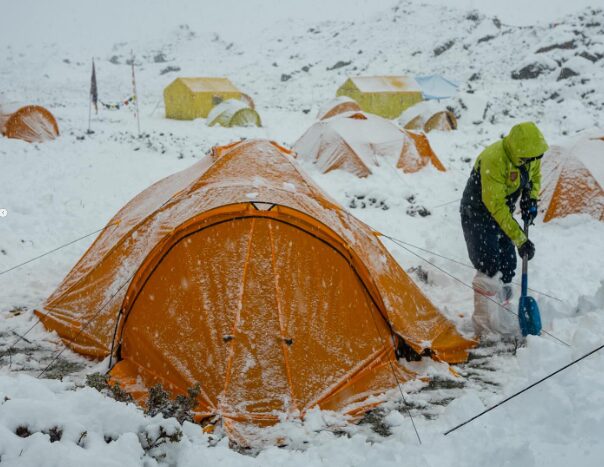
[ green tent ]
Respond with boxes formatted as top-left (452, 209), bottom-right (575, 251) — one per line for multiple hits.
top-left (207, 99), bottom-right (261, 128)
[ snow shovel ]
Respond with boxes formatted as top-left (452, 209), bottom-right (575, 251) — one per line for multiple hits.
top-left (518, 221), bottom-right (542, 336)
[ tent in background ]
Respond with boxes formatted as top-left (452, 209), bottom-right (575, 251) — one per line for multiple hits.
top-left (540, 135), bottom-right (604, 222)
top-left (207, 99), bottom-right (261, 127)
top-left (336, 76), bottom-right (423, 119)
top-left (35, 139), bottom-right (472, 444)
top-left (163, 77), bottom-right (242, 120)
top-left (0, 104), bottom-right (59, 142)
top-left (317, 96), bottom-right (361, 120)
top-left (415, 75), bottom-right (459, 100)
top-left (399, 101), bottom-right (458, 132)
top-left (294, 111), bottom-right (446, 177)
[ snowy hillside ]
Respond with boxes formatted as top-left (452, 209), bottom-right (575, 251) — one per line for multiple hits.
top-left (1, 0), bottom-right (603, 465)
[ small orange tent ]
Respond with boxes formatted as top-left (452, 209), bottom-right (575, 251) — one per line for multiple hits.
top-left (540, 137), bottom-right (604, 222)
top-left (0, 104), bottom-right (59, 143)
top-left (317, 96), bottom-right (361, 120)
top-left (293, 111), bottom-right (445, 177)
top-left (36, 139), bottom-right (471, 442)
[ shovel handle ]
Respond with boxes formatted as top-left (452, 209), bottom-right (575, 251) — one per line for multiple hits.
top-left (521, 220), bottom-right (529, 297)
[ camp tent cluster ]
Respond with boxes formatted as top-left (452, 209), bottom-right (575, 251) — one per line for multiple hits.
top-left (0, 104), bottom-right (59, 143)
top-left (36, 139), bottom-right (474, 444)
top-left (294, 111), bottom-right (446, 177)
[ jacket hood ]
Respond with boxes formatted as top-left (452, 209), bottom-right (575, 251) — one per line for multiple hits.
top-left (502, 122), bottom-right (549, 166)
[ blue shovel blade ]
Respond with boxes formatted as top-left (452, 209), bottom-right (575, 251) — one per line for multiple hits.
top-left (518, 295), bottom-right (542, 336)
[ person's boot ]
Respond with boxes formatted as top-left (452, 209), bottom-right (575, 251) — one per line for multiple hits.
top-left (498, 284), bottom-right (513, 306)
top-left (471, 271), bottom-right (500, 339)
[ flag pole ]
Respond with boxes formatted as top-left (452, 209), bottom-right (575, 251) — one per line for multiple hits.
top-left (131, 51), bottom-right (141, 137)
top-left (88, 58), bottom-right (98, 134)
top-left (87, 58), bottom-right (93, 134)
top-left (87, 90), bottom-right (92, 134)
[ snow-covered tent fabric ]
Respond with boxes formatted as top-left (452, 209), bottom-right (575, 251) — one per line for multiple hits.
top-left (336, 76), bottom-right (423, 119)
top-left (540, 136), bottom-right (604, 222)
top-left (317, 96), bottom-right (361, 120)
top-left (415, 75), bottom-right (459, 100)
top-left (294, 111), bottom-right (446, 177)
top-left (0, 104), bottom-right (59, 143)
top-left (163, 77), bottom-right (242, 120)
top-left (399, 101), bottom-right (457, 132)
top-left (207, 99), bottom-right (261, 127)
top-left (35, 139), bottom-right (472, 442)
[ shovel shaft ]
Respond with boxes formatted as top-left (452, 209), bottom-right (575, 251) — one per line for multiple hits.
top-left (521, 221), bottom-right (529, 297)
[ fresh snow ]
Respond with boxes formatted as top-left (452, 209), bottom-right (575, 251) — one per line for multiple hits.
top-left (1, 0), bottom-right (604, 466)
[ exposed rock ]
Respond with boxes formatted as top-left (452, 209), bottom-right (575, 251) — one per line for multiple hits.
top-left (109, 55), bottom-right (120, 65)
top-left (434, 40), bottom-right (455, 56)
top-left (281, 73), bottom-right (292, 82)
top-left (557, 67), bottom-right (580, 80)
top-left (578, 51), bottom-right (600, 62)
top-left (153, 52), bottom-right (167, 63)
top-left (511, 61), bottom-right (556, 80)
top-left (477, 35), bottom-right (496, 44)
top-left (326, 60), bottom-right (352, 71)
top-left (160, 65), bottom-right (180, 75)
top-left (536, 40), bottom-right (576, 53)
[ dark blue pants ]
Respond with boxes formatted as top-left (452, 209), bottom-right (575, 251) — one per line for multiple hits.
top-left (460, 206), bottom-right (516, 284)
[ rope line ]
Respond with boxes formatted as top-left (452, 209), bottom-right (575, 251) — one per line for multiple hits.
top-left (0, 223), bottom-right (115, 277)
top-left (37, 271), bottom-right (135, 379)
top-left (2, 223), bottom-right (118, 360)
top-left (386, 236), bottom-right (563, 302)
top-left (365, 296), bottom-right (422, 445)
top-left (444, 342), bottom-right (604, 435)
top-left (382, 235), bottom-right (571, 348)
top-left (431, 198), bottom-right (461, 209)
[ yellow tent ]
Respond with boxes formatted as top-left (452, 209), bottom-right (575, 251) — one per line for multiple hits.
top-left (164, 77), bottom-right (241, 120)
top-left (336, 76), bottom-right (423, 119)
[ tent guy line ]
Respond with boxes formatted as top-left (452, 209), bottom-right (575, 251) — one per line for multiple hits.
top-left (444, 342), bottom-right (604, 436)
top-left (364, 291), bottom-right (423, 445)
top-left (385, 235), bottom-right (564, 302)
top-left (36, 269), bottom-right (137, 379)
top-left (0, 223), bottom-right (117, 277)
top-left (382, 234), bottom-right (571, 348)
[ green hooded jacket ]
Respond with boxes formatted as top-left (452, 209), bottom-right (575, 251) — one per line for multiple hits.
top-left (472, 122), bottom-right (549, 247)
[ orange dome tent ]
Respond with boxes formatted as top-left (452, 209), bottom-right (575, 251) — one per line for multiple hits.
top-left (293, 111), bottom-right (445, 177)
top-left (35, 139), bottom-right (472, 442)
top-left (398, 101), bottom-right (458, 133)
top-left (540, 136), bottom-right (604, 222)
top-left (317, 96), bottom-right (361, 120)
top-left (0, 104), bottom-right (59, 143)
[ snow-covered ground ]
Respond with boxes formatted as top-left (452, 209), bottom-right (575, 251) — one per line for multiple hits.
top-left (1, 1), bottom-right (603, 465)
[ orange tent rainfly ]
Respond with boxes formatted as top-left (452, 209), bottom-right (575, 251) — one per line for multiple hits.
top-left (317, 96), bottom-right (362, 120)
top-left (293, 111), bottom-right (446, 177)
top-left (540, 136), bottom-right (604, 222)
top-left (36, 139), bottom-right (472, 443)
top-left (0, 104), bottom-right (59, 143)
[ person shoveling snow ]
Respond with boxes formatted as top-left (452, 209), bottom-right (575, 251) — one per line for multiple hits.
top-left (460, 122), bottom-right (548, 338)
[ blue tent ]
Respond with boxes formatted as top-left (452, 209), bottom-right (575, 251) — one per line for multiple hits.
top-left (415, 75), bottom-right (459, 100)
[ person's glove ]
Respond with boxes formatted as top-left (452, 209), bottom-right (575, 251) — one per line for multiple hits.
top-left (520, 196), bottom-right (538, 224)
top-left (518, 239), bottom-right (535, 261)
